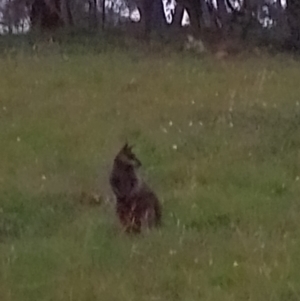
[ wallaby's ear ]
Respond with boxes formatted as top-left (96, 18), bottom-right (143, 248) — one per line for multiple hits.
top-left (123, 141), bottom-right (135, 151)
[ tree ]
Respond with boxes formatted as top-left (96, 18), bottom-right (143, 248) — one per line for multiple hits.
top-left (63, 0), bottom-right (73, 26)
top-left (88, 0), bottom-right (97, 29)
top-left (216, 0), bottom-right (230, 33)
top-left (173, 4), bottom-right (184, 29)
top-left (151, 0), bottom-right (167, 32)
top-left (30, 0), bottom-right (63, 30)
top-left (286, 0), bottom-right (300, 48)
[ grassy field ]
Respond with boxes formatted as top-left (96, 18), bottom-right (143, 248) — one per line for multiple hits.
top-left (0, 35), bottom-right (300, 300)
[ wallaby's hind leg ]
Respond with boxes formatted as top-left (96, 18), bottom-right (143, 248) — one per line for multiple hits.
top-left (116, 203), bottom-right (141, 234)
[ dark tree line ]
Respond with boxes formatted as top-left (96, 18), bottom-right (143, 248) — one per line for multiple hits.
top-left (0, 0), bottom-right (300, 50)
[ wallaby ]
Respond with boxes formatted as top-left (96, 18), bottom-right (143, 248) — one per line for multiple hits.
top-left (109, 143), bottom-right (162, 233)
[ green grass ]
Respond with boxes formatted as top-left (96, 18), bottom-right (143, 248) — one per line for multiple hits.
top-left (1, 35), bottom-right (300, 300)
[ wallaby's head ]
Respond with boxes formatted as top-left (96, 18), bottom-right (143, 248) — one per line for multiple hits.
top-left (114, 143), bottom-right (142, 168)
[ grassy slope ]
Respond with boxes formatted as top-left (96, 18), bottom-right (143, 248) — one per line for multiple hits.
top-left (0, 36), bottom-right (300, 300)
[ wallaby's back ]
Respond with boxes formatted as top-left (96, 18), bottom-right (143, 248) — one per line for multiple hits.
top-left (109, 143), bottom-right (141, 199)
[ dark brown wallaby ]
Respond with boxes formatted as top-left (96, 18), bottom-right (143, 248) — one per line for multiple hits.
top-left (109, 143), bottom-right (162, 234)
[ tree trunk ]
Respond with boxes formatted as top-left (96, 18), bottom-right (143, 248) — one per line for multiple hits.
top-left (200, 0), bottom-right (213, 28)
top-left (64, 0), bottom-right (73, 26)
top-left (172, 2), bottom-right (184, 28)
top-left (206, 0), bottom-right (220, 30)
top-left (286, 0), bottom-right (300, 48)
top-left (89, 0), bottom-right (97, 29)
top-left (101, 0), bottom-right (106, 30)
top-left (138, 0), bottom-right (154, 38)
top-left (216, 0), bottom-right (230, 34)
top-left (30, 0), bottom-right (63, 31)
top-left (152, 0), bottom-right (167, 32)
